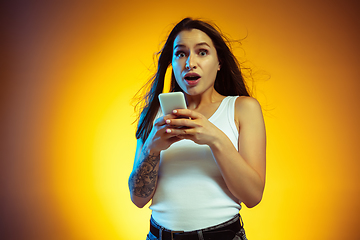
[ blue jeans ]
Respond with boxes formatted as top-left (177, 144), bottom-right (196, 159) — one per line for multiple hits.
top-left (146, 214), bottom-right (248, 240)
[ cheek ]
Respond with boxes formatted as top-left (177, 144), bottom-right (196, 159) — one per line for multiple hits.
top-left (203, 60), bottom-right (219, 75)
top-left (171, 64), bottom-right (181, 83)
top-left (174, 72), bottom-right (182, 85)
top-left (172, 61), bottom-right (182, 76)
top-left (171, 59), bottom-right (177, 70)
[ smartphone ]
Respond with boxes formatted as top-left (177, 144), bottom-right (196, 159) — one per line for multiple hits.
top-left (158, 92), bottom-right (187, 115)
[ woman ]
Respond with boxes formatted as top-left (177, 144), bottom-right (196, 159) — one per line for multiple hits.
top-left (128, 18), bottom-right (266, 240)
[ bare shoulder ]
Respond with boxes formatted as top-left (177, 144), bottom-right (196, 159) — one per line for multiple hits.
top-left (234, 96), bottom-right (264, 128)
top-left (235, 96), bottom-right (261, 110)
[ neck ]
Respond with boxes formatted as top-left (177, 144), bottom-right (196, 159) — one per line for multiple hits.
top-left (185, 88), bottom-right (223, 110)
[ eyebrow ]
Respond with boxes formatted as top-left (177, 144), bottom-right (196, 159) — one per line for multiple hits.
top-left (173, 42), bottom-right (211, 49)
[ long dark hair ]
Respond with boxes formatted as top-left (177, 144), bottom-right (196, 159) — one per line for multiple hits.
top-left (136, 18), bottom-right (250, 142)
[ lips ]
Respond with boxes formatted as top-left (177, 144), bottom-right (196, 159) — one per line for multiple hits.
top-left (184, 73), bottom-right (201, 86)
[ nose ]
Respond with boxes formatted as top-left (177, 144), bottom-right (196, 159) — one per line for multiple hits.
top-left (185, 52), bottom-right (196, 70)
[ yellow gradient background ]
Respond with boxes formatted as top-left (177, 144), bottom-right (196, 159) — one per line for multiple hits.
top-left (2, 1), bottom-right (359, 239)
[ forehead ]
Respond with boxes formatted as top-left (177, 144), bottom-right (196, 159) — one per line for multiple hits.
top-left (173, 29), bottom-right (214, 48)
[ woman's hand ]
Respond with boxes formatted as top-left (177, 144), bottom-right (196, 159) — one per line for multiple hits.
top-left (163, 109), bottom-right (225, 147)
top-left (142, 113), bottom-right (184, 155)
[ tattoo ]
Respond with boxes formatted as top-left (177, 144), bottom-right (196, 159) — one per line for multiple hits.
top-left (129, 153), bottom-right (160, 198)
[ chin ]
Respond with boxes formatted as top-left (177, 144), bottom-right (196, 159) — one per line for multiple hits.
top-left (184, 89), bottom-right (201, 96)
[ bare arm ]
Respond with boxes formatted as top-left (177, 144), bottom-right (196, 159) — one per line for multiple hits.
top-left (128, 138), bottom-right (160, 208)
top-left (166, 97), bottom-right (266, 208)
top-left (128, 114), bottom-right (181, 208)
top-left (209, 97), bottom-right (266, 207)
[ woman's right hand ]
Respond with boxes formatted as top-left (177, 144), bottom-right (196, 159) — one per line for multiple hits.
top-left (142, 114), bottom-right (182, 155)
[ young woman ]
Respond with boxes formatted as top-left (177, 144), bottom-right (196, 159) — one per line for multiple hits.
top-left (129, 18), bottom-right (266, 240)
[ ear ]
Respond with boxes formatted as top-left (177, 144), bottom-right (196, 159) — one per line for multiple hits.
top-left (217, 62), bottom-right (221, 71)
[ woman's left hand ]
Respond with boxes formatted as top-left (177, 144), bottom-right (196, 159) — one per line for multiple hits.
top-left (164, 109), bottom-right (225, 146)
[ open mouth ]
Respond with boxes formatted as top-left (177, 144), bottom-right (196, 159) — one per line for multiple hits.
top-left (184, 75), bottom-right (201, 81)
top-left (184, 73), bottom-right (201, 84)
top-left (183, 73), bottom-right (201, 86)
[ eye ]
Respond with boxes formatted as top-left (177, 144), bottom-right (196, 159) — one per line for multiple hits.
top-left (199, 49), bottom-right (208, 56)
top-left (174, 51), bottom-right (186, 58)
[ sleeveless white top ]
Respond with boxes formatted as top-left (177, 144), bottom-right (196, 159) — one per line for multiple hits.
top-left (150, 96), bottom-right (241, 231)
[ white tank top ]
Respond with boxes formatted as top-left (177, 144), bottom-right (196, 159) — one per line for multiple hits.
top-left (150, 96), bottom-right (241, 231)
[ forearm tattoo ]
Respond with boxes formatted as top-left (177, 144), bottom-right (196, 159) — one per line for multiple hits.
top-left (129, 153), bottom-right (160, 198)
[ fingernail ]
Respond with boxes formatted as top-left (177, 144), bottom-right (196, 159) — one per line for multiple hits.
top-left (166, 129), bottom-right (171, 133)
top-left (166, 119), bottom-right (171, 124)
top-left (172, 110), bottom-right (177, 114)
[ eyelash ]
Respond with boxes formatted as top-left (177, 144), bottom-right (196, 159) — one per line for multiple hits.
top-left (175, 51), bottom-right (186, 58)
top-left (199, 49), bottom-right (208, 56)
top-left (174, 49), bottom-right (208, 58)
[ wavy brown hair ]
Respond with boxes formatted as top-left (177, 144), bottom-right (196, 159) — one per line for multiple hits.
top-left (136, 18), bottom-right (250, 142)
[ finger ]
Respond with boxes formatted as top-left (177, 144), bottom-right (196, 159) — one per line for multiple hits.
top-left (172, 109), bottom-right (200, 119)
top-left (165, 118), bottom-right (197, 128)
top-left (154, 113), bottom-right (178, 127)
top-left (151, 128), bottom-right (178, 145)
top-left (154, 116), bottom-right (166, 126)
top-left (165, 127), bottom-right (195, 136)
top-left (164, 113), bottom-right (180, 120)
top-left (165, 130), bottom-right (195, 142)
